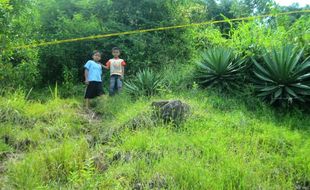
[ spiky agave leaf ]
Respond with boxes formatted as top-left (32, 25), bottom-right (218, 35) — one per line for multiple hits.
top-left (125, 69), bottom-right (164, 97)
top-left (197, 47), bottom-right (246, 91)
top-left (253, 45), bottom-right (310, 105)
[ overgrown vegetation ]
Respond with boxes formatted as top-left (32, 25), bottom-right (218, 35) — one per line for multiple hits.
top-left (0, 90), bottom-right (310, 189)
top-left (1, 0), bottom-right (310, 189)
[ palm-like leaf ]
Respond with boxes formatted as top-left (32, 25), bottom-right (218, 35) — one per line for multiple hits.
top-left (125, 69), bottom-right (164, 97)
top-left (197, 47), bottom-right (246, 90)
top-left (253, 45), bottom-right (310, 105)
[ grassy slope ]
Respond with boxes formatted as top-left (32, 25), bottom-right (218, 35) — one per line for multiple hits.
top-left (0, 90), bottom-right (310, 189)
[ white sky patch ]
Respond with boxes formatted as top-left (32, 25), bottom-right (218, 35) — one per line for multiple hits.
top-left (274, 0), bottom-right (310, 7)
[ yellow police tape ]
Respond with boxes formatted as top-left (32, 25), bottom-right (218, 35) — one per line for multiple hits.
top-left (9, 9), bottom-right (310, 50)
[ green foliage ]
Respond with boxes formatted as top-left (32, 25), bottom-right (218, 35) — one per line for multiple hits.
top-left (1, 0), bottom-right (309, 92)
top-left (48, 82), bottom-right (59, 100)
top-left (161, 63), bottom-right (196, 91)
top-left (288, 15), bottom-right (310, 54)
top-left (34, 0), bottom-right (203, 84)
top-left (2, 1), bottom-right (310, 189)
top-left (197, 47), bottom-right (246, 91)
top-left (0, 0), bottom-right (40, 90)
top-left (59, 66), bottom-right (82, 98)
top-left (253, 45), bottom-right (310, 105)
top-left (195, 14), bottom-right (310, 57)
top-left (0, 0), bottom-right (12, 48)
top-left (230, 0), bottom-right (273, 17)
top-left (0, 59), bottom-right (40, 90)
top-left (228, 19), bottom-right (309, 56)
top-left (125, 69), bottom-right (165, 97)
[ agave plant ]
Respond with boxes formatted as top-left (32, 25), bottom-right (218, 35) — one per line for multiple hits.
top-left (124, 69), bottom-right (164, 97)
top-left (253, 46), bottom-right (310, 105)
top-left (197, 47), bottom-right (246, 90)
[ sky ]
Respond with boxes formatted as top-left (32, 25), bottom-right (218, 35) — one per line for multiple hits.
top-left (275, 0), bottom-right (310, 7)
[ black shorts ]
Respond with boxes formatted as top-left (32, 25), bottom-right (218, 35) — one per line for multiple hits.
top-left (84, 81), bottom-right (104, 99)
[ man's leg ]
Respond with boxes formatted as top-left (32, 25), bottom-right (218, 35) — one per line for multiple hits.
top-left (109, 76), bottom-right (116, 96)
top-left (116, 76), bottom-right (123, 94)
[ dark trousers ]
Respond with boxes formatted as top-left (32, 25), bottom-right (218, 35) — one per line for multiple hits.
top-left (109, 75), bottom-right (122, 96)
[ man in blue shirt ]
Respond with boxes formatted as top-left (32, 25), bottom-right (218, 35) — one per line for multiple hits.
top-left (84, 50), bottom-right (106, 109)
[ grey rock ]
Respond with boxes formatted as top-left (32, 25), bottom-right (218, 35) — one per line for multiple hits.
top-left (152, 100), bottom-right (190, 125)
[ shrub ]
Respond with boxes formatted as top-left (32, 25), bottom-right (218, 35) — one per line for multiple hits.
top-left (124, 69), bottom-right (165, 97)
top-left (196, 47), bottom-right (246, 91)
top-left (253, 45), bottom-right (310, 106)
top-left (161, 63), bottom-right (196, 91)
top-left (0, 61), bottom-right (40, 90)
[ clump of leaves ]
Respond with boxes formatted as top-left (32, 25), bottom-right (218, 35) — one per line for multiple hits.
top-left (253, 45), bottom-right (310, 106)
top-left (197, 47), bottom-right (246, 91)
top-left (124, 69), bottom-right (165, 97)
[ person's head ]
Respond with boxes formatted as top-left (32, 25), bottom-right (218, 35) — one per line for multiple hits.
top-left (112, 47), bottom-right (121, 58)
top-left (92, 50), bottom-right (101, 62)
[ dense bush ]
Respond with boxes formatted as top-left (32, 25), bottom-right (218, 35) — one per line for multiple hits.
top-left (35, 0), bottom-right (205, 84)
top-left (253, 45), bottom-right (310, 106)
top-left (1, 0), bottom-right (309, 109)
top-left (195, 14), bottom-right (310, 56)
top-left (0, 0), bottom-right (40, 90)
top-left (0, 61), bottom-right (40, 90)
top-left (161, 63), bottom-right (196, 91)
top-left (196, 47), bottom-right (246, 91)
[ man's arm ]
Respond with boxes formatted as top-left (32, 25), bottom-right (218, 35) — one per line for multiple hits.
top-left (122, 66), bottom-right (125, 79)
top-left (100, 63), bottom-right (108, 69)
top-left (121, 60), bottom-right (126, 79)
top-left (84, 69), bottom-right (89, 85)
top-left (106, 60), bottom-right (111, 69)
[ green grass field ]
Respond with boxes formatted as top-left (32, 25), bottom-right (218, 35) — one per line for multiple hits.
top-left (0, 90), bottom-right (309, 189)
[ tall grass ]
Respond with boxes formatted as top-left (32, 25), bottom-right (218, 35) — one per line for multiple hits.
top-left (1, 89), bottom-right (309, 189)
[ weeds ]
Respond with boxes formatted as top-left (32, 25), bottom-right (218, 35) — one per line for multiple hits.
top-left (0, 89), bottom-right (309, 189)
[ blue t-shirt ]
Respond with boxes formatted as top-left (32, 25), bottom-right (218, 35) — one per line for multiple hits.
top-left (84, 60), bottom-right (102, 82)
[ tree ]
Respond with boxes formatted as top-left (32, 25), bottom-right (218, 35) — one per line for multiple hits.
top-left (0, 0), bottom-right (41, 90)
top-left (36, 0), bottom-right (207, 84)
